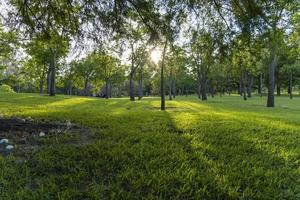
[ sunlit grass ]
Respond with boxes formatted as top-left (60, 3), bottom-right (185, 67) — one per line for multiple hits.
top-left (0, 93), bottom-right (299, 199)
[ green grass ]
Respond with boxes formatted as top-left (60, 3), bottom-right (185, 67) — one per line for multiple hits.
top-left (0, 93), bottom-right (299, 199)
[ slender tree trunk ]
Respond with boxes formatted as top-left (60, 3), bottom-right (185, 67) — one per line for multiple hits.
top-left (39, 80), bottom-right (43, 95)
top-left (289, 73), bottom-right (293, 99)
top-left (105, 78), bottom-right (109, 99)
top-left (201, 74), bottom-right (207, 101)
top-left (259, 73), bottom-right (263, 97)
top-left (168, 66), bottom-right (173, 100)
top-left (243, 85), bottom-right (247, 100)
top-left (197, 68), bottom-right (201, 99)
top-left (276, 69), bottom-right (281, 96)
top-left (49, 51), bottom-right (56, 96)
top-left (172, 79), bottom-right (176, 98)
top-left (84, 79), bottom-right (89, 96)
top-left (69, 83), bottom-right (72, 95)
top-left (117, 86), bottom-right (121, 97)
top-left (129, 53), bottom-right (135, 101)
top-left (277, 84), bottom-right (281, 96)
top-left (160, 40), bottom-right (168, 111)
top-left (211, 85), bottom-right (214, 98)
top-left (242, 71), bottom-right (247, 100)
top-left (109, 79), bottom-right (112, 98)
top-left (47, 68), bottom-right (51, 94)
top-left (138, 68), bottom-right (143, 100)
top-left (129, 73), bottom-right (134, 101)
top-left (39, 64), bottom-right (46, 95)
top-left (267, 45), bottom-right (276, 107)
top-left (197, 80), bottom-right (201, 99)
top-left (169, 79), bottom-right (172, 100)
top-left (239, 72), bottom-right (243, 96)
top-left (247, 74), bottom-right (253, 98)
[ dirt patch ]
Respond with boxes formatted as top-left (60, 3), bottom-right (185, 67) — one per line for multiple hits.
top-left (0, 117), bottom-right (95, 157)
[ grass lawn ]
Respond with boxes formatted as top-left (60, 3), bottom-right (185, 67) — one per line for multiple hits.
top-left (0, 93), bottom-right (299, 199)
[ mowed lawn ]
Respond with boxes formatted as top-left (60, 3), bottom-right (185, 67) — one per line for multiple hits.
top-left (0, 93), bottom-right (299, 199)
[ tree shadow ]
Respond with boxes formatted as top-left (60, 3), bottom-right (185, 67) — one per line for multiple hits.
top-left (1, 95), bottom-right (299, 199)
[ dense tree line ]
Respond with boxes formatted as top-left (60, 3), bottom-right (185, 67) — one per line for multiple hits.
top-left (0, 0), bottom-right (299, 109)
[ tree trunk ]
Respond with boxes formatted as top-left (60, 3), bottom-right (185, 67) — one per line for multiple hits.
top-left (247, 74), bottom-right (253, 98)
top-left (39, 80), bottom-right (43, 95)
top-left (47, 68), bottom-right (51, 94)
top-left (172, 79), bottom-right (176, 98)
top-left (168, 66), bottom-right (173, 100)
top-left (201, 75), bottom-right (207, 101)
top-left (39, 64), bottom-right (46, 95)
top-left (84, 79), bottom-right (89, 96)
top-left (49, 52), bottom-right (56, 96)
top-left (138, 67), bottom-right (143, 100)
top-left (69, 84), bottom-right (72, 95)
top-left (276, 69), bottom-right (281, 96)
top-left (197, 78), bottom-right (201, 99)
top-left (258, 73), bottom-right (263, 97)
top-left (118, 85), bottom-right (122, 97)
top-left (168, 80), bottom-right (172, 100)
top-left (239, 72), bottom-right (243, 96)
top-left (289, 73), bottom-right (293, 99)
top-left (197, 66), bottom-right (201, 99)
top-left (242, 71), bottom-right (247, 100)
top-left (243, 84), bottom-right (247, 100)
top-left (109, 79), bottom-right (112, 98)
top-left (105, 78), bottom-right (109, 99)
top-left (129, 53), bottom-right (135, 101)
top-left (277, 84), bottom-right (281, 96)
top-left (267, 45), bottom-right (276, 107)
top-left (210, 86), bottom-right (214, 98)
top-left (160, 40), bottom-right (168, 111)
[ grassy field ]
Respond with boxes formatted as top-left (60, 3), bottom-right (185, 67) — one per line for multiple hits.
top-left (0, 93), bottom-right (299, 199)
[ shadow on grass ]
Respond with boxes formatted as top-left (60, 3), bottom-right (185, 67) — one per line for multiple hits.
top-left (0, 96), bottom-right (299, 199)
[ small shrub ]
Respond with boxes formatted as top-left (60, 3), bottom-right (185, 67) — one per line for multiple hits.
top-left (0, 84), bottom-right (15, 93)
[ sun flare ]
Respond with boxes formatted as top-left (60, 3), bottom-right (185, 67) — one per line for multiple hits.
top-left (151, 48), bottom-right (162, 64)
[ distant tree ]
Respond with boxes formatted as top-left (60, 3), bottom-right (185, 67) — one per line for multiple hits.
top-left (9, 0), bottom-right (80, 96)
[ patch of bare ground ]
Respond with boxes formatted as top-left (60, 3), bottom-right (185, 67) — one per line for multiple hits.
top-left (0, 117), bottom-right (96, 159)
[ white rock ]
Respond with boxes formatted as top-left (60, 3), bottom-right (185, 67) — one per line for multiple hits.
top-left (20, 118), bottom-right (26, 123)
top-left (66, 120), bottom-right (72, 128)
top-left (39, 132), bottom-right (45, 137)
top-left (26, 117), bottom-right (34, 122)
top-left (6, 145), bottom-right (14, 150)
top-left (0, 113), bottom-right (4, 118)
top-left (56, 129), bottom-right (62, 133)
top-left (0, 139), bottom-right (9, 144)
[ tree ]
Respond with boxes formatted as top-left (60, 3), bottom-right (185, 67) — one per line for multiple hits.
top-left (9, 0), bottom-right (80, 96)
